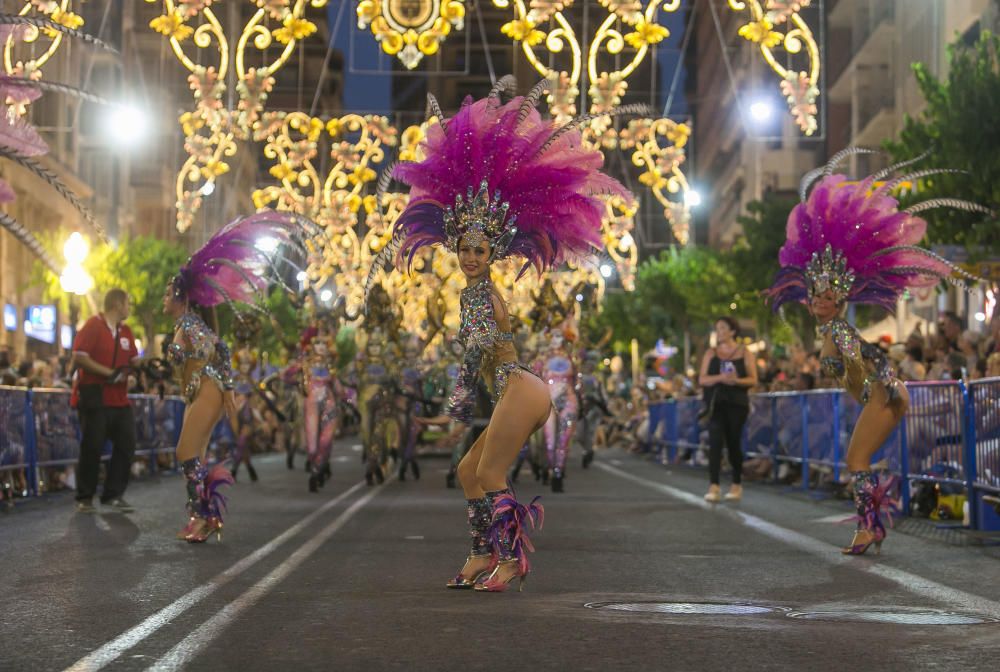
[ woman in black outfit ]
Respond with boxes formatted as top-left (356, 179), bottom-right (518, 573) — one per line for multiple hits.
top-left (698, 317), bottom-right (757, 502)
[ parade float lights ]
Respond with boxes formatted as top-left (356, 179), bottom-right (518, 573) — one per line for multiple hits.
top-left (599, 263), bottom-right (613, 279)
top-left (684, 189), bottom-right (702, 208)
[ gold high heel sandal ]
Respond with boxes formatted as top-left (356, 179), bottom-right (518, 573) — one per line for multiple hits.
top-left (474, 559), bottom-right (527, 593)
top-left (841, 528), bottom-right (883, 556)
top-left (446, 553), bottom-right (496, 589)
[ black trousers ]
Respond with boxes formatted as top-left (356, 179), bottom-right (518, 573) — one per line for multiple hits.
top-left (708, 401), bottom-right (749, 486)
top-left (76, 405), bottom-right (136, 503)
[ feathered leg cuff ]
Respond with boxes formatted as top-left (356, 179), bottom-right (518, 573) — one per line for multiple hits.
top-left (486, 488), bottom-right (544, 575)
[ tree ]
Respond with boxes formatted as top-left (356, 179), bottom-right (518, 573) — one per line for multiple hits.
top-left (596, 246), bottom-right (738, 358)
top-left (726, 193), bottom-right (812, 344)
top-left (33, 235), bottom-right (190, 344)
top-left (884, 31), bottom-right (1000, 258)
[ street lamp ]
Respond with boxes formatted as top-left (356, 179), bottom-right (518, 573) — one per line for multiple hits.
top-left (59, 232), bottom-right (93, 351)
top-left (684, 189), bottom-right (703, 208)
top-left (104, 104), bottom-right (151, 148)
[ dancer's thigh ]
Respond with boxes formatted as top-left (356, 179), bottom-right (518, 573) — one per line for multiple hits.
top-left (458, 430), bottom-right (488, 497)
top-left (476, 374), bottom-right (551, 488)
top-left (846, 386), bottom-right (908, 470)
top-left (177, 381), bottom-right (224, 462)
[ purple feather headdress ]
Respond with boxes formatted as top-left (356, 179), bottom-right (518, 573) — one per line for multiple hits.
top-left (171, 210), bottom-right (317, 312)
top-left (365, 78), bottom-right (642, 302)
top-left (767, 148), bottom-right (992, 312)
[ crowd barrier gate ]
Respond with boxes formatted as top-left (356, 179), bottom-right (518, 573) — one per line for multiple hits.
top-left (648, 378), bottom-right (1000, 531)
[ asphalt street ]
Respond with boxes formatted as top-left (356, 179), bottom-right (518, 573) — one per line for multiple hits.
top-left (2, 440), bottom-right (1000, 672)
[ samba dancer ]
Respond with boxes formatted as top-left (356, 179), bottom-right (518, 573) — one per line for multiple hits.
top-left (374, 79), bottom-right (638, 590)
top-left (163, 211), bottom-right (312, 543)
top-left (767, 150), bottom-right (989, 555)
top-left (541, 323), bottom-right (578, 493)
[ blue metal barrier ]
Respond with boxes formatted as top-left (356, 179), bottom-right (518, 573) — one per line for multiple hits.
top-left (968, 378), bottom-right (1000, 529)
top-left (652, 378), bottom-right (1000, 531)
top-left (0, 386), bottom-right (188, 501)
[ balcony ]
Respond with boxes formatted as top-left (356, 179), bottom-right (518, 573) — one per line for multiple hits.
top-left (853, 92), bottom-right (896, 147)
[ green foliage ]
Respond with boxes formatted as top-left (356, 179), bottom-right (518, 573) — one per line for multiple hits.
top-left (884, 31), bottom-right (1000, 257)
top-left (595, 246), bottom-right (738, 351)
top-left (727, 193), bottom-right (813, 342)
top-left (32, 234), bottom-right (189, 342)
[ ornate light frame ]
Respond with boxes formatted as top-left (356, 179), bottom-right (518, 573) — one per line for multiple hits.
top-left (356, 0), bottom-right (466, 69)
top-left (144, 0), bottom-right (328, 232)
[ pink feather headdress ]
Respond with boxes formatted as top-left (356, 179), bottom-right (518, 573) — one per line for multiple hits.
top-left (768, 148), bottom-right (991, 312)
top-left (364, 77), bottom-right (643, 301)
top-left (170, 210), bottom-right (320, 316)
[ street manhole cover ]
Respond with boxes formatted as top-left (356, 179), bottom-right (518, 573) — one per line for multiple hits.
top-left (787, 610), bottom-right (999, 625)
top-left (585, 601), bottom-right (787, 616)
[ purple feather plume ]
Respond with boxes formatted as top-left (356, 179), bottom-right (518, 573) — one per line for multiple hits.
top-left (488, 491), bottom-right (544, 576)
top-left (196, 464), bottom-right (235, 520)
top-left (841, 474), bottom-right (899, 533)
top-left (768, 174), bottom-right (955, 311)
top-left (391, 93), bottom-right (631, 273)
top-left (178, 210), bottom-right (305, 308)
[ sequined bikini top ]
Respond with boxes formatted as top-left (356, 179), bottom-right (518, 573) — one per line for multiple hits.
top-left (818, 318), bottom-right (899, 405)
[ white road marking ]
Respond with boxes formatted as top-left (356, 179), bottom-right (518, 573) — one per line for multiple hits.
top-left (405, 535), bottom-right (425, 540)
top-left (596, 462), bottom-right (1000, 619)
top-left (147, 485), bottom-right (383, 671)
top-left (63, 481), bottom-right (366, 672)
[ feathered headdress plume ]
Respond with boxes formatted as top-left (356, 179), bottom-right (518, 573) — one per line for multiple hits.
top-left (171, 211), bottom-right (317, 315)
top-left (768, 148), bottom-right (992, 311)
top-left (364, 78), bottom-right (643, 304)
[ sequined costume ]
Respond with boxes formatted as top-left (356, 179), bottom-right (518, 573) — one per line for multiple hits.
top-left (397, 362), bottom-right (425, 481)
top-left (301, 350), bottom-right (342, 491)
top-left (445, 279), bottom-right (535, 423)
top-left (370, 79), bottom-right (635, 589)
top-left (819, 318), bottom-right (904, 411)
top-left (542, 348), bottom-right (577, 492)
top-left (767, 149), bottom-right (989, 555)
top-left (357, 339), bottom-right (397, 486)
top-left (167, 210), bottom-right (319, 543)
top-left (230, 373), bottom-right (261, 483)
top-left (166, 311), bottom-right (234, 405)
top-left (576, 354), bottom-right (608, 469)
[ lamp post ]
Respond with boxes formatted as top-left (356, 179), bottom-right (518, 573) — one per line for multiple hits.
top-left (59, 233), bottom-right (93, 350)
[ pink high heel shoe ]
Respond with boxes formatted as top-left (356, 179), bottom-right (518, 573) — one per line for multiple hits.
top-left (474, 559), bottom-right (527, 592)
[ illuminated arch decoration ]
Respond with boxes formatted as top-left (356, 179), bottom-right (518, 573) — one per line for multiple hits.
top-left (493, 0), bottom-right (822, 250)
top-left (729, 0), bottom-right (821, 136)
top-left (252, 110), bottom-right (400, 311)
top-left (492, 0), bottom-right (691, 253)
top-left (2, 1), bottom-right (85, 82)
top-left (356, 0), bottom-right (466, 69)
top-left (144, 0), bottom-right (328, 232)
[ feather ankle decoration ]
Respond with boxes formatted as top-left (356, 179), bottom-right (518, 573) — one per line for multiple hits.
top-left (488, 491), bottom-right (544, 576)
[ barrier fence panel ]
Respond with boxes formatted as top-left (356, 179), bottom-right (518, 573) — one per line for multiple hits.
top-left (902, 381), bottom-right (967, 499)
top-left (32, 389), bottom-right (83, 468)
top-left (0, 386), bottom-right (29, 473)
top-left (743, 393), bottom-right (774, 462)
top-left (968, 377), bottom-right (1000, 530)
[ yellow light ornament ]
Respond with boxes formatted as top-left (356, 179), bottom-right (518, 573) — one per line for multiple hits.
top-left (356, 0), bottom-right (466, 69)
top-left (144, 0), bottom-right (327, 232)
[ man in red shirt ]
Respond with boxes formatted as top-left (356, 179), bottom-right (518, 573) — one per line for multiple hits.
top-left (71, 288), bottom-right (141, 513)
